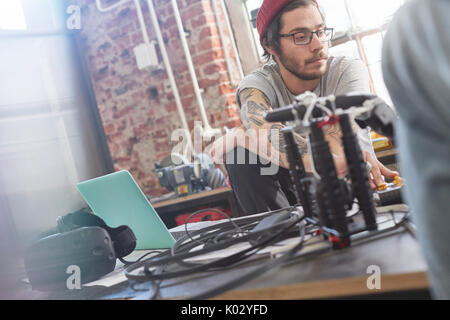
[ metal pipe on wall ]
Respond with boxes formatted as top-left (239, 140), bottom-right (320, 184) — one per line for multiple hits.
top-left (95, 0), bottom-right (131, 12)
top-left (133, 0), bottom-right (154, 71)
top-left (169, 0), bottom-right (222, 139)
top-left (144, 0), bottom-right (194, 155)
top-left (95, 0), bottom-right (193, 156)
top-left (133, 0), bottom-right (151, 45)
top-left (211, 0), bottom-right (235, 86)
top-left (217, 0), bottom-right (244, 81)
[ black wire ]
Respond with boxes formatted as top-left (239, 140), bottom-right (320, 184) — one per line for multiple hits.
top-left (141, 212), bottom-right (306, 300)
top-left (171, 221), bottom-right (261, 269)
top-left (170, 208), bottom-right (283, 256)
top-left (188, 218), bottom-right (307, 300)
top-left (167, 216), bottom-right (264, 263)
top-left (148, 265), bottom-right (167, 299)
top-left (119, 250), bottom-right (166, 266)
top-left (143, 216), bottom-right (299, 280)
top-left (167, 207), bottom-right (295, 262)
top-left (188, 211), bottom-right (409, 299)
top-left (124, 208), bottom-right (302, 282)
top-left (123, 206), bottom-right (410, 299)
top-left (183, 208), bottom-right (247, 246)
top-left (145, 213), bottom-right (305, 293)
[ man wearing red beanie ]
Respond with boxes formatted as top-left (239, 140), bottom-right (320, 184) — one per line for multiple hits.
top-left (210, 0), bottom-right (397, 215)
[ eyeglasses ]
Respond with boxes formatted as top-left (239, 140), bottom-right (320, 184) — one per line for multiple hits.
top-left (279, 27), bottom-right (334, 45)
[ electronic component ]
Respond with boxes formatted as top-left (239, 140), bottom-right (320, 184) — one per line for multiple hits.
top-left (309, 117), bottom-right (352, 248)
top-left (264, 92), bottom-right (400, 249)
top-left (264, 93), bottom-right (397, 141)
top-left (339, 113), bottom-right (377, 231)
top-left (154, 153), bottom-right (227, 197)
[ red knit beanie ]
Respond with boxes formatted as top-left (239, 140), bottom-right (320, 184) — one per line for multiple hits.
top-left (256, 0), bottom-right (319, 46)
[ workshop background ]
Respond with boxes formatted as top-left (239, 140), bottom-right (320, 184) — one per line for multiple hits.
top-left (0, 0), bottom-right (405, 268)
top-left (70, 0), bottom-right (243, 197)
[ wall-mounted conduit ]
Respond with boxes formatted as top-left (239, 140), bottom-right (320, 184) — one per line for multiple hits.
top-left (95, 0), bottom-right (193, 157)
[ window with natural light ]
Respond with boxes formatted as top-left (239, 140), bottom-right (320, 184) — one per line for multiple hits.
top-left (0, 0), bottom-right (27, 30)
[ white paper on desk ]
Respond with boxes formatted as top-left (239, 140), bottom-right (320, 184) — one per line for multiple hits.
top-left (83, 250), bottom-right (160, 288)
top-left (184, 237), bottom-right (303, 263)
top-left (20, 270), bottom-right (129, 289)
top-left (83, 268), bottom-right (128, 287)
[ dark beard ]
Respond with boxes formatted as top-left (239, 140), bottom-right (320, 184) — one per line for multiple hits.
top-left (278, 52), bottom-right (327, 81)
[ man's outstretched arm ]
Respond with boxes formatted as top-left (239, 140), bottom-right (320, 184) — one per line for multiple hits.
top-left (238, 88), bottom-right (311, 170)
top-left (207, 87), bottom-right (397, 187)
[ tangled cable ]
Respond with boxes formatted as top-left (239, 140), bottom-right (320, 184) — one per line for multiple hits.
top-left (123, 205), bottom-right (411, 299)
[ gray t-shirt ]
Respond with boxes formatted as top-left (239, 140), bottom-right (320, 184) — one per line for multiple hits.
top-left (236, 55), bottom-right (375, 154)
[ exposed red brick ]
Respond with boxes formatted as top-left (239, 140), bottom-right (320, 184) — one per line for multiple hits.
top-left (73, 0), bottom-right (242, 196)
top-left (103, 123), bottom-right (115, 135)
top-left (203, 61), bottom-right (227, 75)
top-left (181, 3), bottom-right (204, 21)
top-left (161, 15), bottom-right (174, 29)
top-left (219, 83), bottom-right (234, 96)
top-left (190, 12), bottom-right (216, 29)
top-left (164, 102), bottom-right (177, 113)
top-left (199, 25), bottom-right (218, 39)
top-left (193, 48), bottom-right (224, 66)
top-left (226, 119), bottom-right (242, 129)
top-left (197, 36), bottom-right (222, 52)
top-left (198, 78), bottom-right (218, 89)
top-left (225, 94), bottom-right (237, 106)
top-left (179, 83), bottom-right (195, 96)
top-left (152, 129), bottom-right (168, 139)
top-left (181, 95), bottom-right (194, 107)
top-left (226, 106), bottom-right (239, 119)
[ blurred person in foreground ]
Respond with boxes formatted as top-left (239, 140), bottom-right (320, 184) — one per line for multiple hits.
top-left (382, 0), bottom-right (450, 299)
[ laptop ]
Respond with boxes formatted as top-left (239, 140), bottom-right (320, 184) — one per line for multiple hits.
top-left (76, 170), bottom-right (176, 250)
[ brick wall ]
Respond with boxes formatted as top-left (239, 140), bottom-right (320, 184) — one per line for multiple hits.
top-left (72, 0), bottom-right (242, 196)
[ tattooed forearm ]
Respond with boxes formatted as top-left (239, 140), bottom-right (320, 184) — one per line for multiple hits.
top-left (240, 89), bottom-right (254, 102)
top-left (268, 124), bottom-right (286, 153)
top-left (240, 88), bottom-right (272, 130)
top-left (241, 107), bottom-right (250, 129)
top-left (247, 101), bottom-right (270, 116)
top-left (237, 88), bottom-right (314, 170)
top-left (268, 124), bottom-right (309, 156)
top-left (249, 116), bottom-right (265, 127)
top-left (241, 112), bottom-right (265, 130)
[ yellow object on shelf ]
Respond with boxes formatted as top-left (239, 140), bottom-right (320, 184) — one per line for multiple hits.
top-left (371, 131), bottom-right (393, 152)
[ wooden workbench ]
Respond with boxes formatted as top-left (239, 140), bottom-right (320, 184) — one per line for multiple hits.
top-left (10, 216), bottom-right (430, 301)
top-left (98, 221), bottom-right (428, 300)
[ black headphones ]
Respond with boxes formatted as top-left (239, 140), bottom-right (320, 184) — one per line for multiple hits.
top-left (56, 209), bottom-right (136, 259)
top-left (25, 209), bottom-right (136, 291)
